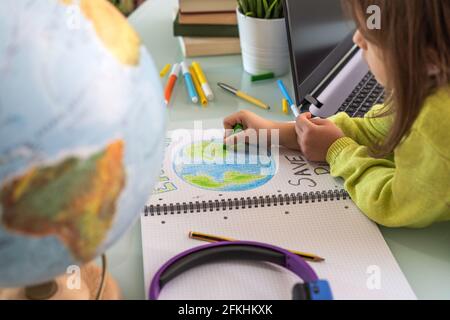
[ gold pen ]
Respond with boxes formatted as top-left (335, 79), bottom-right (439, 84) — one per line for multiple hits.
top-left (189, 231), bottom-right (325, 262)
top-left (218, 82), bottom-right (270, 110)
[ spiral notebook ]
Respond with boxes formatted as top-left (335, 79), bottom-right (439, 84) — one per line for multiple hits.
top-left (140, 130), bottom-right (416, 300)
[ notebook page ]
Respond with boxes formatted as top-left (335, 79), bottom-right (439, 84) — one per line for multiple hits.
top-left (141, 199), bottom-right (416, 300)
top-left (149, 130), bottom-right (345, 209)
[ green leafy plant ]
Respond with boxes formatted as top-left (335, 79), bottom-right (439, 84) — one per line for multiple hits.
top-left (238, 0), bottom-right (284, 19)
top-left (108, 0), bottom-right (146, 16)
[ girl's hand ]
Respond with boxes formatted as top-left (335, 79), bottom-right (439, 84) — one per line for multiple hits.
top-left (295, 113), bottom-right (345, 162)
top-left (223, 110), bottom-right (277, 145)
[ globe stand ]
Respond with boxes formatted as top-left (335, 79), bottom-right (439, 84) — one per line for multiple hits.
top-left (0, 255), bottom-right (121, 300)
top-left (25, 281), bottom-right (58, 300)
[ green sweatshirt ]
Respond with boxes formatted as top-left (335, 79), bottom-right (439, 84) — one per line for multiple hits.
top-left (327, 87), bottom-right (450, 228)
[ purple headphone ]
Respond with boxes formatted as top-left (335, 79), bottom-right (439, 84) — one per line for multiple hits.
top-left (149, 241), bottom-right (333, 300)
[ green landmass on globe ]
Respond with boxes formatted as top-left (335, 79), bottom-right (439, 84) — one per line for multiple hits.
top-left (0, 140), bottom-right (126, 262)
top-left (0, 0), bottom-right (166, 288)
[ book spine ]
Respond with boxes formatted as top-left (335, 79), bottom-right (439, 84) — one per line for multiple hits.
top-left (181, 42), bottom-right (241, 58)
top-left (179, 12), bottom-right (237, 25)
top-left (144, 190), bottom-right (349, 216)
top-left (179, 0), bottom-right (237, 14)
top-left (174, 23), bottom-right (239, 38)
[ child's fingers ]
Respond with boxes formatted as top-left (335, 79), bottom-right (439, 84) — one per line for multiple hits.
top-left (310, 117), bottom-right (330, 125)
top-left (223, 115), bottom-right (239, 130)
top-left (223, 113), bottom-right (244, 139)
top-left (223, 129), bottom-right (247, 146)
top-left (223, 112), bottom-right (244, 130)
top-left (223, 110), bottom-right (252, 130)
top-left (295, 112), bottom-right (314, 132)
top-left (223, 128), bottom-right (234, 140)
top-left (223, 129), bottom-right (255, 146)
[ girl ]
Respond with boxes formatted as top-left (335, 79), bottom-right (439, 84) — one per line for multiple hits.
top-left (223, 0), bottom-right (450, 228)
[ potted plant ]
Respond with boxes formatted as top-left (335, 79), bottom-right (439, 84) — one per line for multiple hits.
top-left (108, 0), bottom-right (146, 17)
top-left (237, 0), bottom-right (289, 76)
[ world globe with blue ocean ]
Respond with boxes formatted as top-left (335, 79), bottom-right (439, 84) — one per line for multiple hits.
top-left (0, 0), bottom-right (166, 287)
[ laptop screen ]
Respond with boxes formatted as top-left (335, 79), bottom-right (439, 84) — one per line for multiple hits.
top-left (283, 0), bottom-right (356, 105)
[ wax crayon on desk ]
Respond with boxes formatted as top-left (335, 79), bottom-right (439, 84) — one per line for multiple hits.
top-left (277, 79), bottom-right (300, 118)
top-left (251, 72), bottom-right (275, 82)
top-left (180, 62), bottom-right (198, 104)
top-left (277, 80), bottom-right (294, 106)
top-left (217, 82), bottom-right (270, 110)
top-left (192, 61), bottom-right (214, 101)
top-left (282, 99), bottom-right (289, 114)
top-left (164, 63), bottom-right (180, 105)
top-left (159, 64), bottom-right (171, 77)
top-left (190, 66), bottom-right (208, 107)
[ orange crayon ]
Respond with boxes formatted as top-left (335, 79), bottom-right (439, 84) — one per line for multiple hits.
top-left (164, 63), bottom-right (180, 105)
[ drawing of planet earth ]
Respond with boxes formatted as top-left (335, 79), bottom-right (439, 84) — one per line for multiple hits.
top-left (173, 141), bottom-right (276, 192)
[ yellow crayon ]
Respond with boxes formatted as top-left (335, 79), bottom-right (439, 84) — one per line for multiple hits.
top-left (159, 63), bottom-right (171, 77)
top-left (282, 99), bottom-right (289, 114)
top-left (190, 66), bottom-right (208, 107)
top-left (192, 62), bottom-right (214, 101)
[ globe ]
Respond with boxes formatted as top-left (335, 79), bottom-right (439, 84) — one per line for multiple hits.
top-left (0, 0), bottom-right (166, 288)
top-left (173, 140), bottom-right (276, 192)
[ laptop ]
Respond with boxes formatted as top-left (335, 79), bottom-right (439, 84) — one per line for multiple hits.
top-left (283, 0), bottom-right (385, 118)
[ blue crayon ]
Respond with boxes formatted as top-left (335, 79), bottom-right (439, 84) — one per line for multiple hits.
top-left (181, 62), bottom-right (199, 104)
top-left (277, 79), bottom-right (300, 118)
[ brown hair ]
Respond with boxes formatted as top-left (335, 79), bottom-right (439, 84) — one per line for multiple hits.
top-left (343, 0), bottom-right (450, 157)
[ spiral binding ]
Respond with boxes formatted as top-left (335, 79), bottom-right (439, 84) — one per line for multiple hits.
top-left (144, 189), bottom-right (349, 216)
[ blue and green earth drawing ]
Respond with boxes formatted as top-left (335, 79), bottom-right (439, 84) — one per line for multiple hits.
top-left (173, 141), bottom-right (276, 192)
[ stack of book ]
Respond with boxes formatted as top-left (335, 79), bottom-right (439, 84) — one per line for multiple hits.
top-left (175, 0), bottom-right (241, 57)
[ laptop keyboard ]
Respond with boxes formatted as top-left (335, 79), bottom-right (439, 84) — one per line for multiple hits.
top-left (337, 72), bottom-right (385, 118)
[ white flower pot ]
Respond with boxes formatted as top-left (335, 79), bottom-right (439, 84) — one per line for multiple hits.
top-left (237, 8), bottom-right (290, 76)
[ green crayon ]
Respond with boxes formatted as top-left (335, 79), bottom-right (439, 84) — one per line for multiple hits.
top-left (233, 123), bottom-right (244, 133)
top-left (251, 72), bottom-right (275, 82)
top-left (224, 124), bottom-right (244, 150)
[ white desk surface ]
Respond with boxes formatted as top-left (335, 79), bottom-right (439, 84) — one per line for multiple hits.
top-left (104, 0), bottom-right (450, 300)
